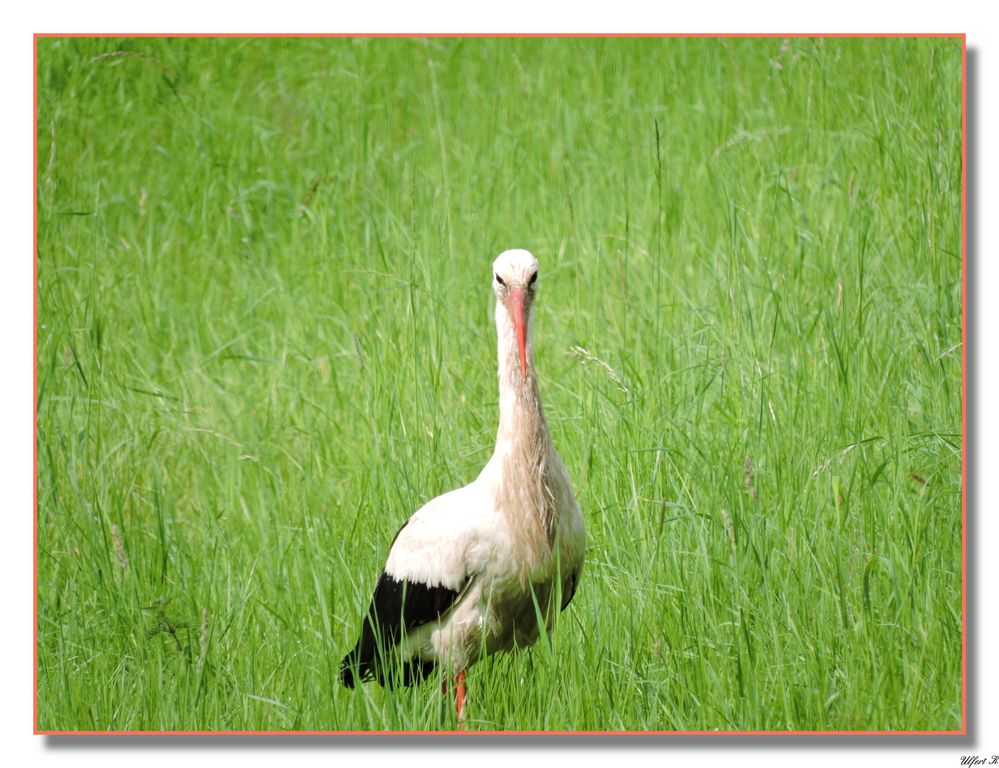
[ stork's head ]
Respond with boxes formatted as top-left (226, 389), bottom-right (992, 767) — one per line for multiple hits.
top-left (492, 249), bottom-right (540, 380)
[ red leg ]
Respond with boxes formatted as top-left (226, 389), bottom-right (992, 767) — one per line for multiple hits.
top-left (454, 669), bottom-right (467, 723)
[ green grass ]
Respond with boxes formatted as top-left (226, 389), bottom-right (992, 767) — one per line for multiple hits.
top-left (35, 36), bottom-right (963, 732)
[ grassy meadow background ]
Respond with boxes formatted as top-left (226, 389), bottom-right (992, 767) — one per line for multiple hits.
top-left (35, 36), bottom-right (963, 732)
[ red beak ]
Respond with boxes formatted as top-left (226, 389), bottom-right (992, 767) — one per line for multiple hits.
top-left (509, 288), bottom-right (528, 380)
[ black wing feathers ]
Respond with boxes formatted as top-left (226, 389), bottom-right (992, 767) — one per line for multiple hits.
top-left (340, 571), bottom-right (464, 688)
top-left (560, 568), bottom-right (581, 611)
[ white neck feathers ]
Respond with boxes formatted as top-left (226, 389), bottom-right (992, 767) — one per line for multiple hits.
top-left (494, 300), bottom-right (546, 443)
top-left (491, 300), bottom-right (555, 556)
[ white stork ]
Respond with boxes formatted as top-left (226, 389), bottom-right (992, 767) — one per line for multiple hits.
top-left (340, 249), bottom-right (586, 723)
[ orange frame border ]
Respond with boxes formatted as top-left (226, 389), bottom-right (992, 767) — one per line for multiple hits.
top-left (32, 31), bottom-right (968, 737)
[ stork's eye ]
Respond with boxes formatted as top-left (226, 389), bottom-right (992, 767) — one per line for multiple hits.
top-left (528, 272), bottom-right (538, 287)
top-left (495, 274), bottom-right (505, 286)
